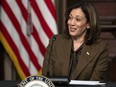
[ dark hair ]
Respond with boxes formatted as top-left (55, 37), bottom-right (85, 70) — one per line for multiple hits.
top-left (64, 1), bottom-right (101, 45)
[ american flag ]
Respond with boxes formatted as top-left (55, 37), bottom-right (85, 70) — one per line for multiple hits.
top-left (0, 0), bottom-right (58, 80)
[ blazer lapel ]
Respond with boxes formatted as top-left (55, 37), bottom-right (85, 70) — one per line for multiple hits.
top-left (60, 38), bottom-right (72, 75)
top-left (72, 43), bottom-right (98, 79)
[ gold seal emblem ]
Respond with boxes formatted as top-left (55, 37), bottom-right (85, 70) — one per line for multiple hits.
top-left (18, 75), bottom-right (55, 87)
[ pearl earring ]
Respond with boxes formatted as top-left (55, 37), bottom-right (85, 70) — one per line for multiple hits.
top-left (87, 26), bottom-right (90, 29)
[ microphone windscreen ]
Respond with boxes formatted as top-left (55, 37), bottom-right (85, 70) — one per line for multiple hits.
top-left (52, 36), bottom-right (56, 41)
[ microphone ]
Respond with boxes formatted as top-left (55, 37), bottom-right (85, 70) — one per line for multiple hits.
top-left (47, 36), bottom-right (56, 76)
top-left (46, 36), bottom-right (69, 86)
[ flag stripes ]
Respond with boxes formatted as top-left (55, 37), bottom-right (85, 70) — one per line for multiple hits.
top-left (32, 28), bottom-right (46, 56)
top-left (0, 0), bottom-right (58, 80)
top-left (0, 21), bottom-right (30, 76)
top-left (16, 0), bottom-right (28, 22)
top-left (44, 0), bottom-right (57, 21)
top-left (30, 1), bottom-right (54, 38)
top-left (2, 0), bottom-right (41, 71)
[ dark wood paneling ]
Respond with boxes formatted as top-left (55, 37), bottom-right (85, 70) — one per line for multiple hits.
top-left (91, 2), bottom-right (116, 16)
top-left (0, 43), bottom-right (4, 80)
top-left (106, 57), bottom-right (116, 82)
top-left (88, 0), bottom-right (116, 2)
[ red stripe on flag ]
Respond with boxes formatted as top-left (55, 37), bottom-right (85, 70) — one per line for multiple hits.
top-left (16, 0), bottom-right (28, 22)
top-left (0, 22), bottom-right (30, 76)
top-left (30, 0), bottom-right (53, 39)
top-left (44, 0), bottom-right (57, 21)
top-left (2, 1), bottom-right (41, 71)
top-left (32, 26), bottom-right (46, 56)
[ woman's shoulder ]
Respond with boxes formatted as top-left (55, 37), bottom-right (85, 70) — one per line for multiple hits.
top-left (92, 38), bottom-right (108, 49)
top-left (53, 34), bottom-right (69, 41)
top-left (96, 38), bottom-right (108, 45)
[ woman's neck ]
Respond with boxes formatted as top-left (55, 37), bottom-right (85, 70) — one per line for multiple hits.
top-left (72, 36), bottom-right (85, 51)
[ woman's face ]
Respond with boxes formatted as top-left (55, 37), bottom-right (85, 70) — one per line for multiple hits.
top-left (67, 8), bottom-right (89, 38)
